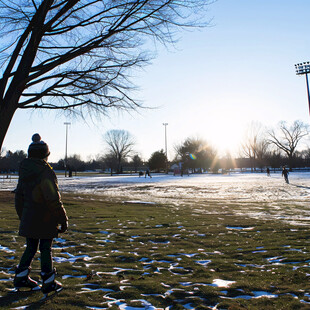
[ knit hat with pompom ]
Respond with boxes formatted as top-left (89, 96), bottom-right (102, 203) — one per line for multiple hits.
top-left (27, 133), bottom-right (50, 159)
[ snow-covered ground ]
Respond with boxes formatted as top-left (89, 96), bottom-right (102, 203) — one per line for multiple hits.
top-left (2, 171), bottom-right (310, 203)
top-left (2, 172), bottom-right (310, 225)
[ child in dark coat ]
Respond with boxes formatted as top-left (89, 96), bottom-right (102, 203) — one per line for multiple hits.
top-left (14, 134), bottom-right (68, 295)
top-left (282, 166), bottom-right (289, 184)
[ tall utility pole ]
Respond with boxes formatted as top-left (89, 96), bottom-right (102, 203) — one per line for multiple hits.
top-left (163, 123), bottom-right (168, 173)
top-left (64, 122), bottom-right (71, 177)
top-left (295, 62), bottom-right (310, 116)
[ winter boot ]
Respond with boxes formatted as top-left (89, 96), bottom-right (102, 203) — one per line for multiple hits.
top-left (41, 268), bottom-right (62, 295)
top-left (13, 266), bottom-right (40, 291)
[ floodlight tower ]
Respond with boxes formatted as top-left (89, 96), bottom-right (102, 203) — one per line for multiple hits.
top-left (163, 123), bottom-right (168, 173)
top-left (295, 61), bottom-right (310, 116)
top-left (64, 122), bottom-right (71, 177)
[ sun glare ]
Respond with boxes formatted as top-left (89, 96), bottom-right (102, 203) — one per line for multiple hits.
top-left (206, 118), bottom-right (244, 157)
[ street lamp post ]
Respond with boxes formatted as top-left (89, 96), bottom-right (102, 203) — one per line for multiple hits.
top-left (163, 123), bottom-right (168, 173)
top-left (64, 122), bottom-right (71, 177)
top-left (295, 62), bottom-right (310, 116)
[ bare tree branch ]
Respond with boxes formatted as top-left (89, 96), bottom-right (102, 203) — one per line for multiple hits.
top-left (240, 122), bottom-right (269, 171)
top-left (0, 0), bottom-right (212, 151)
top-left (267, 120), bottom-right (309, 168)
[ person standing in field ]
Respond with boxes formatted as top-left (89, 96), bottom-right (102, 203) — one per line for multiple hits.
top-left (13, 134), bottom-right (68, 295)
top-left (282, 166), bottom-right (289, 184)
top-left (145, 168), bottom-right (152, 178)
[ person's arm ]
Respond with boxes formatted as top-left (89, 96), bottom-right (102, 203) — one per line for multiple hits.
top-left (41, 167), bottom-right (68, 230)
top-left (14, 181), bottom-right (24, 220)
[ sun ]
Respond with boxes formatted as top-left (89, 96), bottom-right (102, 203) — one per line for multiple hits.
top-left (205, 118), bottom-right (245, 157)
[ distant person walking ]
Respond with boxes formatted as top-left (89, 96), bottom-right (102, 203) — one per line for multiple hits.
top-left (13, 134), bottom-right (68, 295)
top-left (266, 167), bottom-right (270, 176)
top-left (282, 166), bottom-right (289, 184)
top-left (145, 168), bottom-right (152, 178)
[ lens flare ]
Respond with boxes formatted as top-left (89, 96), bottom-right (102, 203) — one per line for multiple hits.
top-left (189, 153), bottom-right (196, 160)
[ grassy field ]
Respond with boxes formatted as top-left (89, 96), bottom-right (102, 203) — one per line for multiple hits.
top-left (0, 191), bottom-right (309, 309)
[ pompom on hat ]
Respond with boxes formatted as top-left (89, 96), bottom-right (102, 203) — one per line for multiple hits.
top-left (28, 133), bottom-right (50, 159)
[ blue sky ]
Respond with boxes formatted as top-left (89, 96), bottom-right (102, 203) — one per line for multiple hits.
top-left (3, 0), bottom-right (310, 162)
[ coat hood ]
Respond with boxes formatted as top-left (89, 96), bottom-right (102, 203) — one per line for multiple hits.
top-left (19, 158), bottom-right (48, 182)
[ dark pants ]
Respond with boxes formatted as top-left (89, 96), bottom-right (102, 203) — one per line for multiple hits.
top-left (18, 238), bottom-right (53, 273)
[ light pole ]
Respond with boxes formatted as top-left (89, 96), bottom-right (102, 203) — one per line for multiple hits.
top-left (163, 123), bottom-right (168, 173)
top-left (64, 122), bottom-right (71, 177)
top-left (295, 62), bottom-right (310, 116)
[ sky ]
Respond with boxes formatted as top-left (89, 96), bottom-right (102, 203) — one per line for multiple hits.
top-left (3, 0), bottom-right (310, 162)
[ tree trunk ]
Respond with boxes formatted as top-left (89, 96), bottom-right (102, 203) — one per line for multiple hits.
top-left (0, 103), bottom-right (17, 152)
top-left (0, 1), bottom-right (53, 153)
top-left (288, 154), bottom-right (294, 171)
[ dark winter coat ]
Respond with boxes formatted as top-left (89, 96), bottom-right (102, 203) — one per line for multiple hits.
top-left (15, 158), bottom-right (68, 239)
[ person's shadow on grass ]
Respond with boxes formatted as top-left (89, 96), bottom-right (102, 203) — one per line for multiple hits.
top-left (0, 291), bottom-right (37, 308)
top-left (289, 184), bottom-right (310, 190)
top-left (0, 290), bottom-right (60, 309)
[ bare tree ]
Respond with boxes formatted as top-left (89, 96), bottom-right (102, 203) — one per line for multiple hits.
top-left (254, 138), bottom-right (269, 171)
top-left (240, 122), bottom-right (268, 171)
top-left (104, 129), bottom-right (135, 173)
top-left (241, 138), bottom-right (255, 171)
top-left (103, 152), bottom-right (119, 176)
top-left (267, 120), bottom-right (309, 169)
top-left (0, 0), bottom-right (211, 151)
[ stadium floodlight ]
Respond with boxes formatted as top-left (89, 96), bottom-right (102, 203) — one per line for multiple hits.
top-left (64, 122), bottom-right (71, 177)
top-left (295, 61), bottom-right (310, 115)
top-left (163, 123), bottom-right (168, 173)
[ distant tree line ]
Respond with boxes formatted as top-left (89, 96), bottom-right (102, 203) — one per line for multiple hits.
top-left (1, 121), bottom-right (310, 174)
top-left (0, 150), bottom-right (27, 173)
top-left (52, 154), bottom-right (144, 176)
